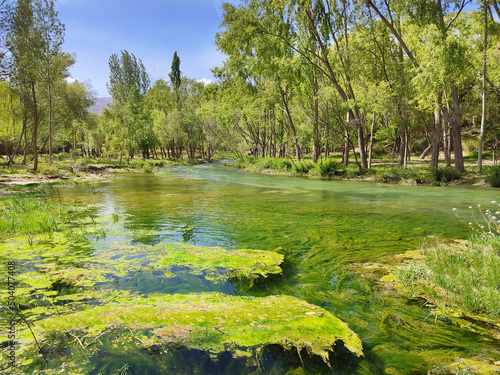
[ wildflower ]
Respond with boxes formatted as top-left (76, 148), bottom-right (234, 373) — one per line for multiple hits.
top-left (469, 206), bottom-right (472, 209)
top-left (481, 225), bottom-right (485, 229)
top-left (452, 208), bottom-right (457, 211)
top-left (492, 201), bottom-right (497, 203)
top-left (469, 222), bottom-right (472, 225)
top-left (493, 216), bottom-right (497, 220)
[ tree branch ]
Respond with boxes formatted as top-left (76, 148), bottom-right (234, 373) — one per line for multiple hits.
top-left (366, 0), bottom-right (419, 68)
top-left (446, 0), bottom-right (471, 31)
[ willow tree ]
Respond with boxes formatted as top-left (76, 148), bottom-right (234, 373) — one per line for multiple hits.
top-left (366, 0), bottom-right (471, 173)
top-left (216, 2), bottom-right (302, 160)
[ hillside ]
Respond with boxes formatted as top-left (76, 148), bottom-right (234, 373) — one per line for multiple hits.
top-left (88, 97), bottom-right (113, 115)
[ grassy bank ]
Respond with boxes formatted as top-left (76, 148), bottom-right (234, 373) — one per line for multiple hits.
top-left (229, 155), bottom-right (500, 186)
top-left (392, 204), bottom-right (500, 324)
top-left (0, 154), bottom-right (211, 187)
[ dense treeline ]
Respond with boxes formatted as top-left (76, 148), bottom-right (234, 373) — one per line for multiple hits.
top-left (0, 0), bottom-right (95, 170)
top-left (214, 0), bottom-right (500, 173)
top-left (1, 0), bottom-right (500, 173)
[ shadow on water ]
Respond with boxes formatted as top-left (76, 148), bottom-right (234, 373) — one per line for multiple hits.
top-left (88, 342), bottom-right (360, 375)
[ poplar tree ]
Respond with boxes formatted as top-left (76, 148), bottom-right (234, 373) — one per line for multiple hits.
top-left (107, 50), bottom-right (151, 162)
top-left (169, 51), bottom-right (181, 105)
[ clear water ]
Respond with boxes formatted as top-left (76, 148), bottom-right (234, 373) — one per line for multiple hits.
top-left (52, 163), bottom-right (500, 374)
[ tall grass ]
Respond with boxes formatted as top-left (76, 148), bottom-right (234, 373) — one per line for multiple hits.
top-left (395, 203), bottom-right (500, 320)
top-left (0, 195), bottom-right (89, 236)
top-left (432, 167), bottom-right (462, 183)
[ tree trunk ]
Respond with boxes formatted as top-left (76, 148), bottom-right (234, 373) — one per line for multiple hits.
top-left (442, 85), bottom-right (464, 173)
top-left (353, 108), bottom-right (368, 169)
top-left (312, 90), bottom-right (320, 163)
top-left (342, 113), bottom-right (350, 167)
top-left (368, 112), bottom-right (376, 169)
top-left (443, 117), bottom-right (451, 167)
top-left (478, 6), bottom-right (488, 172)
top-left (280, 87), bottom-right (301, 162)
top-left (431, 93), bottom-right (443, 168)
top-left (31, 82), bottom-right (39, 172)
top-left (398, 122), bottom-right (407, 168)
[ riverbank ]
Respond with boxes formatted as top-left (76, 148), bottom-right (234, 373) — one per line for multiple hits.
top-left (0, 155), bottom-right (209, 188)
top-left (228, 155), bottom-right (498, 187)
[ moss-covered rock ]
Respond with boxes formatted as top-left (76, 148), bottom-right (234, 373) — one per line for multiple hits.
top-left (33, 292), bottom-right (362, 365)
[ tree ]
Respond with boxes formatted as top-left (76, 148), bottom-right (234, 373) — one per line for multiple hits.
top-left (107, 50), bottom-right (151, 162)
top-left (7, 0), bottom-right (45, 170)
top-left (6, 0), bottom-right (70, 170)
top-left (169, 51), bottom-right (181, 105)
top-left (36, 0), bottom-right (70, 165)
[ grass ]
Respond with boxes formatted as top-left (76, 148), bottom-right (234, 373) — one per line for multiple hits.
top-left (0, 188), bottom-right (91, 237)
top-left (230, 155), bottom-right (473, 185)
top-left (394, 205), bottom-right (500, 321)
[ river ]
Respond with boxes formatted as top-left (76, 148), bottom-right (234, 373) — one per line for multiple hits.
top-left (51, 163), bottom-right (500, 374)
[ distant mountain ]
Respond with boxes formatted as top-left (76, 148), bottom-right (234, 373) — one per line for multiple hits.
top-left (89, 97), bottom-right (113, 115)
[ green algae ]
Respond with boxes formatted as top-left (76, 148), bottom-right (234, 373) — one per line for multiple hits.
top-left (94, 242), bottom-right (284, 282)
top-left (19, 293), bottom-right (361, 371)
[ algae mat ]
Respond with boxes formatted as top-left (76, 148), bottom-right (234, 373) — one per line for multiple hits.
top-left (1, 233), bottom-right (362, 373)
top-left (22, 293), bottom-right (362, 372)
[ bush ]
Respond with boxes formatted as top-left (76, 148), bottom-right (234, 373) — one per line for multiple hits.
top-left (268, 158), bottom-right (293, 172)
top-left (316, 159), bottom-right (344, 177)
top-left (486, 166), bottom-right (500, 188)
top-left (293, 160), bottom-right (314, 174)
top-left (233, 156), bottom-right (254, 169)
top-left (433, 167), bottom-right (461, 183)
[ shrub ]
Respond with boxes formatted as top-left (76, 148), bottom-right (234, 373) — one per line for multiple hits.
top-left (316, 159), bottom-right (344, 177)
top-left (433, 167), bottom-right (461, 183)
top-left (233, 156), bottom-right (254, 169)
top-left (486, 166), bottom-right (500, 188)
top-left (293, 160), bottom-right (314, 174)
top-left (268, 158), bottom-right (293, 172)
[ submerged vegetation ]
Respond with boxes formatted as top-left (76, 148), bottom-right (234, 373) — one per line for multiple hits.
top-left (0, 182), bottom-right (363, 374)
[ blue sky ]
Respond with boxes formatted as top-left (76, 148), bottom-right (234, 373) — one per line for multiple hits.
top-left (56, 0), bottom-right (237, 97)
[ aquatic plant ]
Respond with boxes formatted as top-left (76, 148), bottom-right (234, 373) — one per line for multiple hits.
top-left (0, 196), bottom-right (90, 236)
top-left (22, 293), bottom-right (362, 371)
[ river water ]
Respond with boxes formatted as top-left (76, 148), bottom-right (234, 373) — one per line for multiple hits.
top-left (53, 163), bottom-right (500, 374)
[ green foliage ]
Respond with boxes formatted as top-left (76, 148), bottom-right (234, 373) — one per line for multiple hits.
top-left (486, 166), bottom-right (500, 188)
top-left (432, 167), bottom-right (462, 183)
top-left (293, 160), bottom-right (314, 175)
top-left (395, 235), bottom-right (500, 319)
top-left (267, 157), bottom-right (293, 172)
top-left (315, 158), bottom-right (344, 178)
top-left (0, 195), bottom-right (89, 236)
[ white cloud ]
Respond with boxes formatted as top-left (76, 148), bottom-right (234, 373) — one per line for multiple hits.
top-left (198, 78), bottom-right (212, 85)
top-left (65, 77), bottom-right (77, 84)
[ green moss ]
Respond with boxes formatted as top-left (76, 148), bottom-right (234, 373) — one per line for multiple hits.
top-left (33, 292), bottom-right (362, 364)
